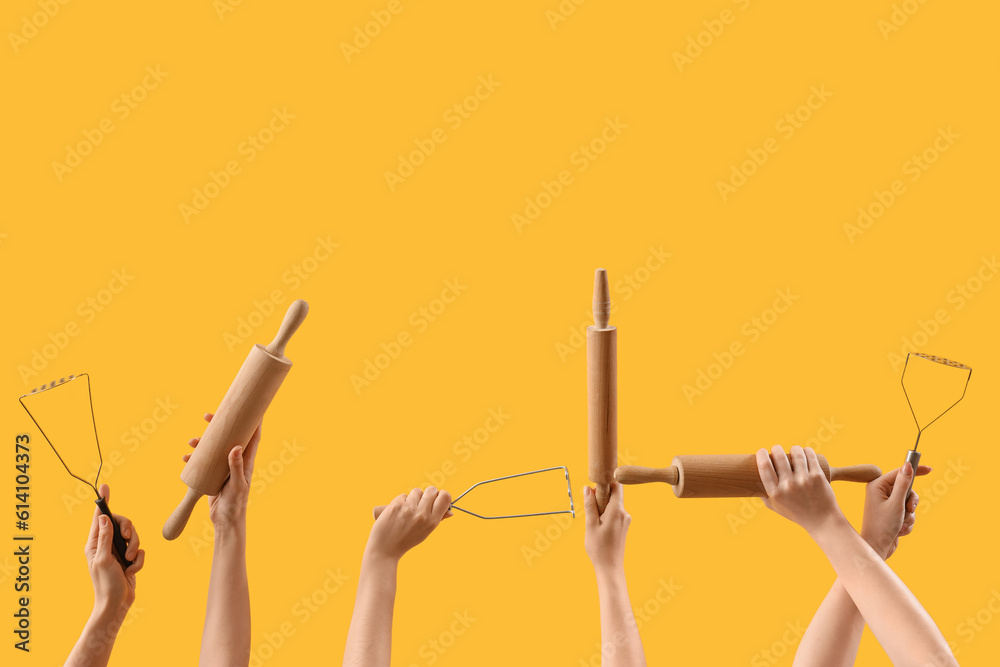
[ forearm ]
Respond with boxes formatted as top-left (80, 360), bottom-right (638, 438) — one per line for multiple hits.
top-left (343, 551), bottom-right (399, 667)
top-left (793, 579), bottom-right (864, 667)
top-left (200, 524), bottom-right (250, 667)
top-left (810, 516), bottom-right (956, 666)
top-left (65, 605), bottom-right (126, 667)
top-left (594, 566), bottom-right (647, 667)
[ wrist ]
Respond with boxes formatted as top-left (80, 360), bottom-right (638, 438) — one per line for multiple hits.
top-left (806, 509), bottom-right (850, 540)
top-left (859, 529), bottom-right (890, 560)
top-left (211, 508), bottom-right (247, 534)
top-left (362, 546), bottom-right (401, 570)
top-left (807, 511), bottom-right (854, 547)
top-left (213, 520), bottom-right (247, 547)
top-left (593, 562), bottom-right (626, 585)
top-left (91, 599), bottom-right (128, 629)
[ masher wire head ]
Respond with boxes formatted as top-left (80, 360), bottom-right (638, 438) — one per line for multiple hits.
top-left (900, 353), bottom-right (972, 451)
top-left (18, 373), bottom-right (104, 498)
top-left (449, 466), bottom-right (575, 520)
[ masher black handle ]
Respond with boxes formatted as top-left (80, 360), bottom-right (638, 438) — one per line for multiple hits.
top-left (95, 496), bottom-right (133, 570)
top-left (903, 449), bottom-right (921, 501)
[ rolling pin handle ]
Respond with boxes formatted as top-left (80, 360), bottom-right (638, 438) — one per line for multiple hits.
top-left (162, 488), bottom-right (204, 541)
top-left (95, 496), bottom-right (133, 570)
top-left (265, 299), bottom-right (309, 357)
top-left (828, 464), bottom-right (882, 484)
top-left (614, 465), bottom-right (680, 486)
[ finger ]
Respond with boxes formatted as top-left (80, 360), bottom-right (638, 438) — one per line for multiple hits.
top-left (431, 489), bottom-right (452, 521)
top-left (88, 485), bottom-right (105, 550)
top-left (86, 503), bottom-right (101, 555)
top-left (188, 438), bottom-right (199, 448)
top-left (406, 487), bottom-right (423, 507)
top-left (115, 517), bottom-right (139, 561)
top-left (114, 514), bottom-right (132, 541)
top-left (757, 449), bottom-right (779, 496)
top-left (915, 464), bottom-right (932, 477)
top-left (889, 461), bottom-right (914, 506)
top-left (229, 446), bottom-right (246, 486)
top-left (419, 486), bottom-right (439, 514)
top-left (382, 493), bottom-right (407, 517)
top-left (96, 515), bottom-right (113, 559)
top-left (243, 423), bottom-right (262, 478)
top-left (770, 445), bottom-right (793, 480)
top-left (789, 445), bottom-right (808, 475)
top-left (182, 454), bottom-right (191, 462)
top-left (99, 484), bottom-right (111, 505)
top-left (906, 491), bottom-right (920, 514)
top-left (582, 486), bottom-right (599, 527)
top-left (872, 467), bottom-right (900, 495)
top-left (125, 549), bottom-right (145, 577)
top-left (804, 447), bottom-right (822, 476)
top-left (204, 412), bottom-right (214, 423)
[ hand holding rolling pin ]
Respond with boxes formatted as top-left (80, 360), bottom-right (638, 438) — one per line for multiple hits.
top-left (184, 413), bottom-right (261, 667)
top-left (583, 482), bottom-right (649, 667)
top-left (183, 412), bottom-right (262, 534)
top-left (756, 445), bottom-right (956, 665)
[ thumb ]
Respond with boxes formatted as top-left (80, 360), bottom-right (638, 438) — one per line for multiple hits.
top-left (612, 482), bottom-right (625, 511)
top-left (889, 461), bottom-right (914, 506)
top-left (96, 515), bottom-right (113, 559)
top-left (229, 446), bottom-right (245, 483)
top-left (583, 486), bottom-right (598, 527)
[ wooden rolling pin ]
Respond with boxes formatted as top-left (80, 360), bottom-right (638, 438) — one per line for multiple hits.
top-left (162, 299), bottom-right (308, 540)
top-left (588, 268), bottom-right (617, 515)
top-left (614, 454), bottom-right (881, 498)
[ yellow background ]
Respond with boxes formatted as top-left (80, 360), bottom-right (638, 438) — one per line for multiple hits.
top-left (2, 0), bottom-right (998, 665)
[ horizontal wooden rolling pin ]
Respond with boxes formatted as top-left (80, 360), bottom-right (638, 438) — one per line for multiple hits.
top-left (614, 454), bottom-right (881, 498)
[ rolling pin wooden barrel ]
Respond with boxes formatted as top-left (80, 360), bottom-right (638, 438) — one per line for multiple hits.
top-left (614, 454), bottom-right (881, 498)
top-left (588, 268), bottom-right (617, 515)
top-left (162, 299), bottom-right (308, 540)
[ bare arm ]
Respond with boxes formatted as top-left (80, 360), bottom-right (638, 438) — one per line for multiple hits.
top-left (584, 483), bottom-right (647, 667)
top-left (189, 414), bottom-right (260, 667)
top-left (809, 513), bottom-right (954, 666)
top-left (201, 512), bottom-right (250, 667)
top-left (65, 485), bottom-right (144, 667)
top-left (343, 552), bottom-right (398, 667)
top-left (343, 486), bottom-right (451, 667)
top-left (794, 466), bottom-right (926, 667)
top-left (758, 447), bottom-right (956, 667)
top-left (793, 580), bottom-right (865, 667)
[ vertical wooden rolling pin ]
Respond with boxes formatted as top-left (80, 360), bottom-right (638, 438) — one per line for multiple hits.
top-left (588, 269), bottom-right (617, 515)
top-left (614, 454), bottom-right (881, 498)
top-left (162, 299), bottom-right (309, 540)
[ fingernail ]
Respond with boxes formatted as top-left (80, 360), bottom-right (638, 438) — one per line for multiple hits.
top-left (583, 486), bottom-right (590, 497)
top-left (99, 516), bottom-right (109, 527)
